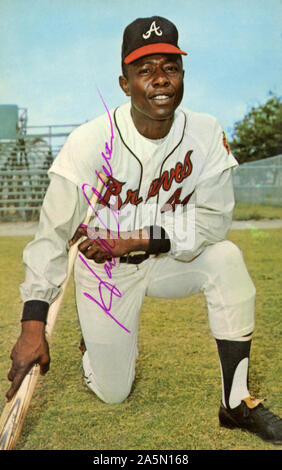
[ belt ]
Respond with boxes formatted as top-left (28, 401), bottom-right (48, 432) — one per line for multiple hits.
top-left (119, 253), bottom-right (150, 265)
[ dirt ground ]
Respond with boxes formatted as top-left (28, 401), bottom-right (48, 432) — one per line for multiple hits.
top-left (0, 219), bottom-right (282, 236)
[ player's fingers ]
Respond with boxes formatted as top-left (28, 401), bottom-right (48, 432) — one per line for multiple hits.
top-left (77, 236), bottom-right (113, 262)
top-left (69, 224), bottom-right (88, 246)
top-left (39, 351), bottom-right (50, 376)
top-left (84, 245), bottom-right (104, 261)
top-left (7, 355), bottom-right (26, 382)
top-left (6, 384), bottom-right (18, 402)
top-left (93, 252), bottom-right (112, 263)
top-left (7, 358), bottom-right (32, 382)
top-left (39, 360), bottom-right (50, 376)
top-left (7, 366), bottom-right (16, 383)
top-left (85, 241), bottom-right (112, 262)
top-left (6, 365), bottom-right (32, 401)
top-left (77, 238), bottom-right (93, 253)
top-left (6, 380), bottom-right (24, 402)
top-left (83, 242), bottom-right (98, 257)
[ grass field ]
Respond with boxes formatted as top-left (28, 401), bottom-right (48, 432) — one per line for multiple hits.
top-left (0, 227), bottom-right (281, 450)
top-left (232, 202), bottom-right (282, 220)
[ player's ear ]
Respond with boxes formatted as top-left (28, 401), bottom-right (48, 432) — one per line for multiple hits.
top-left (119, 75), bottom-right (131, 97)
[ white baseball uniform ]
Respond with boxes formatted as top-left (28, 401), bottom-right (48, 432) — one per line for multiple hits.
top-left (20, 101), bottom-right (255, 403)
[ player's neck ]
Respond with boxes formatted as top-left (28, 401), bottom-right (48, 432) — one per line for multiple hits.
top-left (130, 108), bottom-right (174, 140)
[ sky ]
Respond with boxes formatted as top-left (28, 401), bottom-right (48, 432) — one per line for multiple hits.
top-left (0, 0), bottom-right (281, 139)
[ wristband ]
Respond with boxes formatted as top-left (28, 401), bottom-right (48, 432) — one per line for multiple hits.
top-left (21, 300), bottom-right (49, 324)
top-left (144, 225), bottom-right (171, 255)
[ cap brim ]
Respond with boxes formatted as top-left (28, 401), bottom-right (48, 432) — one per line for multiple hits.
top-left (124, 43), bottom-right (187, 64)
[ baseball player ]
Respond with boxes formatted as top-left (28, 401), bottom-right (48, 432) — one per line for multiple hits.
top-left (6, 16), bottom-right (282, 445)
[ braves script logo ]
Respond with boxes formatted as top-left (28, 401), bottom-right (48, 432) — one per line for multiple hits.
top-left (80, 90), bottom-right (130, 334)
top-left (98, 150), bottom-right (194, 212)
top-left (142, 21), bottom-right (163, 39)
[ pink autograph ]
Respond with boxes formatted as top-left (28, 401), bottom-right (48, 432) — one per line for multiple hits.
top-left (79, 89), bottom-right (130, 334)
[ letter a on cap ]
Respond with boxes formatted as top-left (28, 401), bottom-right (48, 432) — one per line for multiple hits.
top-left (142, 21), bottom-right (163, 39)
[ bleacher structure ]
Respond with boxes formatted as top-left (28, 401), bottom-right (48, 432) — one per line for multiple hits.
top-left (0, 105), bottom-right (78, 221)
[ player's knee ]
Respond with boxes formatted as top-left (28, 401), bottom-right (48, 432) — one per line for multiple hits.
top-left (223, 241), bottom-right (255, 292)
top-left (205, 240), bottom-right (256, 297)
top-left (208, 240), bottom-right (242, 265)
top-left (82, 351), bottom-right (133, 404)
top-left (98, 383), bottom-right (132, 404)
top-left (208, 240), bottom-right (249, 273)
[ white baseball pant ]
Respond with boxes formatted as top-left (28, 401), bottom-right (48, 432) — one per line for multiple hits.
top-left (73, 240), bottom-right (255, 404)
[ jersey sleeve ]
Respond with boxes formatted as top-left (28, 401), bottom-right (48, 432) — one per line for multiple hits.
top-left (19, 174), bottom-right (88, 304)
top-left (48, 112), bottom-right (112, 189)
top-left (48, 131), bottom-right (88, 187)
top-left (159, 168), bottom-right (235, 262)
top-left (197, 118), bottom-right (238, 184)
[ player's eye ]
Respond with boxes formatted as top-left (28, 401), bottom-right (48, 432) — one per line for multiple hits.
top-left (164, 64), bottom-right (179, 73)
top-left (138, 65), bottom-right (154, 75)
top-left (139, 68), bottom-right (150, 75)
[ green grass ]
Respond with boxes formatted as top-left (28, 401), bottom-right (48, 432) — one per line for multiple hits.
top-left (233, 202), bottom-right (282, 220)
top-left (0, 230), bottom-right (281, 450)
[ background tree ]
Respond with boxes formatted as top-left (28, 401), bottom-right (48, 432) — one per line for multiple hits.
top-left (230, 92), bottom-right (282, 164)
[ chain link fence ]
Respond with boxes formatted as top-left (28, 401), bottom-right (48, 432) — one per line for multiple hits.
top-left (232, 155), bottom-right (282, 206)
top-left (0, 138), bottom-right (281, 222)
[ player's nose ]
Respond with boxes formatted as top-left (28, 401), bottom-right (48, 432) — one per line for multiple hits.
top-left (152, 69), bottom-right (170, 87)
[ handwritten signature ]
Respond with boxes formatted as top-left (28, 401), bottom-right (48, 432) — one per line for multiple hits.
top-left (79, 88), bottom-right (130, 334)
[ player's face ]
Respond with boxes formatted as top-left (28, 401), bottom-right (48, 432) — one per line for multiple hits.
top-left (120, 54), bottom-right (184, 127)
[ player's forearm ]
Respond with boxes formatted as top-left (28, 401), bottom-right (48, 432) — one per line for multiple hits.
top-left (20, 175), bottom-right (87, 324)
top-left (127, 228), bottom-right (150, 252)
top-left (124, 226), bottom-right (169, 254)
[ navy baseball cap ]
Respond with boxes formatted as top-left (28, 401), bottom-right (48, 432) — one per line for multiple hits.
top-left (122, 16), bottom-right (187, 64)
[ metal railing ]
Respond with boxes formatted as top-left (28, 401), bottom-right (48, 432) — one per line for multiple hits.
top-left (0, 124), bottom-right (80, 221)
top-left (0, 169), bottom-right (49, 221)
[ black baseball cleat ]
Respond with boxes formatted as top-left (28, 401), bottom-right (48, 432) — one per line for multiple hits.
top-left (219, 396), bottom-right (282, 445)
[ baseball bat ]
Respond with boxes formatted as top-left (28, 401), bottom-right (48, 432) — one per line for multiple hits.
top-left (0, 173), bottom-right (107, 450)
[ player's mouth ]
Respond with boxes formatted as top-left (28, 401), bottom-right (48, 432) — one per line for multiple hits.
top-left (149, 92), bottom-right (174, 104)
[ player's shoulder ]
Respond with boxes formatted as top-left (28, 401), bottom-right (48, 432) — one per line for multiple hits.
top-left (179, 106), bottom-right (223, 149)
top-left (67, 108), bottom-right (115, 145)
top-left (180, 106), bottom-right (219, 130)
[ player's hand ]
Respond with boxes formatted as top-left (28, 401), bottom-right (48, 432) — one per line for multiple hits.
top-left (6, 321), bottom-right (50, 402)
top-left (69, 224), bottom-right (150, 263)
